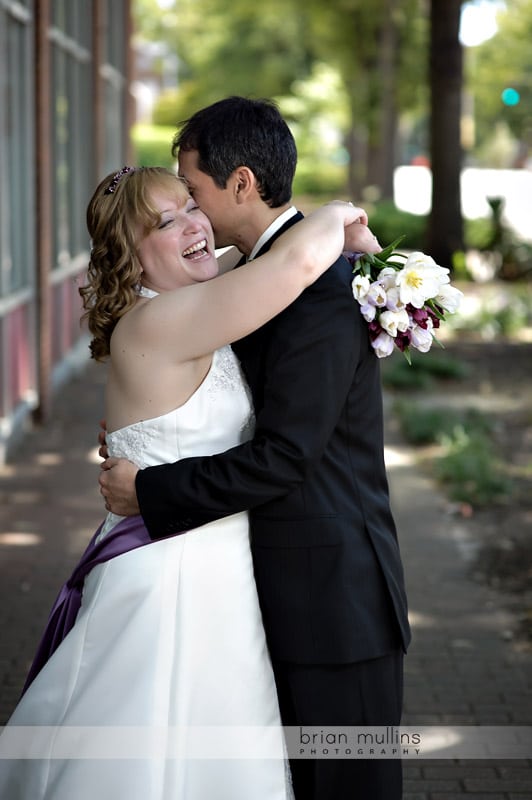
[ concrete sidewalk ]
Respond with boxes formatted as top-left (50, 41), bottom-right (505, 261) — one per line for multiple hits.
top-left (1, 361), bottom-right (531, 797)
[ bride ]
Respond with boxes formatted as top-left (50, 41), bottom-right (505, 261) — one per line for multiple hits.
top-left (0, 166), bottom-right (370, 799)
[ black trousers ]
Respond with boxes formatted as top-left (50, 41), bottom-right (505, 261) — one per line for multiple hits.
top-left (272, 650), bottom-right (404, 800)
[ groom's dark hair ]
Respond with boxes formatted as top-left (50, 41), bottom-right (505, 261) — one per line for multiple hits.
top-left (172, 96), bottom-right (297, 208)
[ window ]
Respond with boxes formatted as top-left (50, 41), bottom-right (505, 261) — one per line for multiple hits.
top-left (49, 2), bottom-right (93, 267)
top-left (0, 1), bottom-right (35, 296)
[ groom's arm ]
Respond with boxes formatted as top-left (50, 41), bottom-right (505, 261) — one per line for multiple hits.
top-left (132, 259), bottom-right (363, 539)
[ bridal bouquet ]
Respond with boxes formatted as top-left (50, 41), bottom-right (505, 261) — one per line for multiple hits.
top-left (346, 240), bottom-right (463, 362)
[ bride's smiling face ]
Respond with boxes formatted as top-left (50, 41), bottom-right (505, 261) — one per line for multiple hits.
top-left (137, 188), bottom-right (219, 292)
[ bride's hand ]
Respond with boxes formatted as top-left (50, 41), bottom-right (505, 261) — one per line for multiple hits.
top-left (344, 221), bottom-right (381, 254)
top-left (322, 201), bottom-right (380, 253)
top-left (310, 201), bottom-right (378, 264)
top-left (336, 202), bottom-right (368, 227)
top-left (325, 201), bottom-right (381, 255)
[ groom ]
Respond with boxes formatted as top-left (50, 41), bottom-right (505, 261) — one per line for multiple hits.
top-left (100, 96), bottom-right (410, 799)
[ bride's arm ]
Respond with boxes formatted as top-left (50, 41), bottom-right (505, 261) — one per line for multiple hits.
top-left (130, 201), bottom-right (362, 363)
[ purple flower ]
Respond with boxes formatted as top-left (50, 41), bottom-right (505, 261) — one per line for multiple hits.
top-left (408, 305), bottom-right (430, 329)
top-left (368, 320), bottom-right (383, 339)
top-left (427, 306), bottom-right (442, 328)
top-left (394, 331), bottom-right (411, 352)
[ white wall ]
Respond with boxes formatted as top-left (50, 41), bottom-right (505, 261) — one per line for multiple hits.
top-left (394, 166), bottom-right (532, 242)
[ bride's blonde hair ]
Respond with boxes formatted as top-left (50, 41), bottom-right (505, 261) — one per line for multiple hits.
top-left (80, 166), bottom-right (189, 361)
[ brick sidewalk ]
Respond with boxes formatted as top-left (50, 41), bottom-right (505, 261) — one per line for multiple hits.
top-left (1, 362), bottom-right (531, 797)
top-left (386, 410), bottom-right (532, 798)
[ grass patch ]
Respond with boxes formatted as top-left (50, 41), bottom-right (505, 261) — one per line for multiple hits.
top-left (435, 426), bottom-right (512, 506)
top-left (394, 402), bottom-right (511, 506)
top-left (394, 404), bottom-right (490, 446)
top-left (382, 352), bottom-right (469, 390)
top-left (394, 404), bottom-right (456, 445)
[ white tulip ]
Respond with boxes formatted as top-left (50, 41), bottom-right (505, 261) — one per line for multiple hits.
top-left (352, 274), bottom-right (371, 303)
top-left (367, 282), bottom-right (387, 308)
top-left (371, 330), bottom-right (396, 359)
top-left (384, 286), bottom-right (405, 312)
top-left (379, 309), bottom-right (410, 337)
top-left (409, 323), bottom-right (434, 353)
top-left (360, 303), bottom-right (377, 322)
top-left (434, 283), bottom-right (464, 313)
top-left (396, 252), bottom-right (450, 308)
top-left (377, 266), bottom-right (397, 290)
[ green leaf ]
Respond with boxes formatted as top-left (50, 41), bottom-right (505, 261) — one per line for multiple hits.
top-left (426, 299), bottom-right (445, 321)
top-left (431, 332), bottom-right (445, 350)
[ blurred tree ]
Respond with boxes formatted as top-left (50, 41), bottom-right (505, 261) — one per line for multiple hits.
top-left (136, 0), bottom-right (426, 201)
top-left (293, 0), bottom-right (424, 199)
top-left (134, 0), bottom-right (175, 40)
top-left (277, 63), bottom-right (350, 196)
top-left (427, 0), bottom-right (464, 267)
top-left (469, 0), bottom-right (532, 164)
top-left (161, 0), bottom-right (312, 106)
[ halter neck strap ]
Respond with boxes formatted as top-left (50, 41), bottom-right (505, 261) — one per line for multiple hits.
top-left (137, 285), bottom-right (159, 299)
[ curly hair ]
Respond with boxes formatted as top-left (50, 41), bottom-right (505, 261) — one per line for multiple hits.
top-left (80, 167), bottom-right (189, 361)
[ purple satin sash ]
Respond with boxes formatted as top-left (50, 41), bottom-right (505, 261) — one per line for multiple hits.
top-left (22, 514), bottom-right (153, 695)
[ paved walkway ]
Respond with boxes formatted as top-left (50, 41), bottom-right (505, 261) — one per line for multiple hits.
top-left (0, 361), bottom-right (531, 797)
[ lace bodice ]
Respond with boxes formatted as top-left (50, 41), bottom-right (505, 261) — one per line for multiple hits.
top-left (106, 346), bottom-right (255, 470)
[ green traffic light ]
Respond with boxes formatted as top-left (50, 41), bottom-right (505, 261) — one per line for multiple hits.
top-left (501, 87), bottom-right (520, 106)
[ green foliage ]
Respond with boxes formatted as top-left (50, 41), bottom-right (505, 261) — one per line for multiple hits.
top-left (383, 352), bottom-right (469, 391)
top-left (131, 124), bottom-right (175, 168)
top-left (292, 162), bottom-right (346, 197)
top-left (151, 90), bottom-right (184, 128)
top-left (365, 201), bottom-right (427, 250)
top-left (395, 400), bottom-right (512, 506)
top-left (275, 62), bottom-right (350, 198)
top-left (133, 0), bottom-right (178, 42)
top-left (383, 362), bottom-right (434, 390)
top-left (136, 0), bottom-right (428, 202)
top-left (450, 250), bottom-right (470, 280)
top-left (394, 404), bottom-right (459, 444)
top-left (435, 425), bottom-right (512, 506)
top-left (167, 0), bottom-right (313, 104)
top-left (464, 217), bottom-right (495, 251)
top-left (489, 301), bottom-right (530, 336)
top-left (466, 0), bottom-right (532, 155)
top-left (299, 0), bottom-right (426, 195)
top-left (394, 403), bottom-right (489, 445)
top-left (296, 0), bottom-right (425, 120)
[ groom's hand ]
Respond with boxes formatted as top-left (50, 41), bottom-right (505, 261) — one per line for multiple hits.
top-left (99, 458), bottom-right (140, 516)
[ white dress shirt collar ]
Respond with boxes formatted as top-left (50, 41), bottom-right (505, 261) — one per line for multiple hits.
top-left (247, 206), bottom-right (298, 261)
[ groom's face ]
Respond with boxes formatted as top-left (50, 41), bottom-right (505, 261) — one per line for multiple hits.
top-left (178, 150), bottom-right (236, 249)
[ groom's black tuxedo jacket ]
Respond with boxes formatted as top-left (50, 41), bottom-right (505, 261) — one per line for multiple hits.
top-left (136, 212), bottom-right (411, 664)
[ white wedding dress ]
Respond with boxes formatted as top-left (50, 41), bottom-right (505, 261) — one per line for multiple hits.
top-left (0, 346), bottom-right (292, 800)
